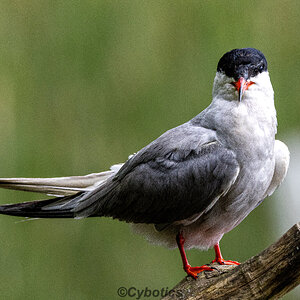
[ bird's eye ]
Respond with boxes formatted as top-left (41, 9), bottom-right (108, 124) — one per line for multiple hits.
top-left (258, 65), bottom-right (264, 72)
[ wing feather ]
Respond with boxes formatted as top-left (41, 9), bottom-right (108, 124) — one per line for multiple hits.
top-left (74, 123), bottom-right (240, 224)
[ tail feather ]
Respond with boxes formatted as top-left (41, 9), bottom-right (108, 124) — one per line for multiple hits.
top-left (0, 162), bottom-right (128, 219)
top-left (0, 194), bottom-right (82, 218)
top-left (0, 163), bottom-right (123, 196)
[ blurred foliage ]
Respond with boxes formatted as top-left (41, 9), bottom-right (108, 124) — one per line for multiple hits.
top-left (0, 1), bottom-right (298, 299)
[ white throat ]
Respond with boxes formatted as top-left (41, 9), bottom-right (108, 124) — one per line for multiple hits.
top-left (199, 71), bottom-right (277, 152)
top-left (212, 71), bottom-right (274, 103)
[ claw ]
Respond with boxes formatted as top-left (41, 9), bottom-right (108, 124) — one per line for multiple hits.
top-left (211, 257), bottom-right (240, 265)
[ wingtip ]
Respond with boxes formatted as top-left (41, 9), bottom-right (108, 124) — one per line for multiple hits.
top-left (0, 198), bottom-right (75, 218)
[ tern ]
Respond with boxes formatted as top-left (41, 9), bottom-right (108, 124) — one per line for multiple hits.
top-left (0, 48), bottom-right (289, 278)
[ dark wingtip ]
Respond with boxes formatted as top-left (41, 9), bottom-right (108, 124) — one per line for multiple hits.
top-left (0, 198), bottom-right (75, 218)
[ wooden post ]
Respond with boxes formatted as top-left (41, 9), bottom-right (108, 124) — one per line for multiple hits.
top-left (162, 222), bottom-right (300, 300)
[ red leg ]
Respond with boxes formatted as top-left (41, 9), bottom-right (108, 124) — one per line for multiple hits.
top-left (176, 233), bottom-right (213, 279)
top-left (211, 243), bottom-right (240, 265)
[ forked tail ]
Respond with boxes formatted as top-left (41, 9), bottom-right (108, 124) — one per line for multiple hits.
top-left (0, 163), bottom-right (125, 218)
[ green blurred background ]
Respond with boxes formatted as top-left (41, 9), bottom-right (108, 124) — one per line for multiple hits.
top-left (0, 1), bottom-right (298, 299)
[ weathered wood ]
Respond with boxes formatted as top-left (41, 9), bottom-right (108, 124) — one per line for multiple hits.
top-left (162, 222), bottom-right (300, 300)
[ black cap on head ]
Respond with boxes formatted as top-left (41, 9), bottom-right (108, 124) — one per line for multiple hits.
top-left (217, 48), bottom-right (268, 80)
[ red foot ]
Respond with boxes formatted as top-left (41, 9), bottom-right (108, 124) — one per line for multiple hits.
top-left (176, 233), bottom-right (215, 279)
top-left (212, 243), bottom-right (240, 265)
top-left (184, 264), bottom-right (214, 279)
top-left (211, 257), bottom-right (240, 265)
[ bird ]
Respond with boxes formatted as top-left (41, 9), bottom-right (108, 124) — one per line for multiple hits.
top-left (0, 48), bottom-right (290, 279)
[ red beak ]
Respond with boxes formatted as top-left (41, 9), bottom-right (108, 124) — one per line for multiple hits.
top-left (232, 77), bottom-right (255, 102)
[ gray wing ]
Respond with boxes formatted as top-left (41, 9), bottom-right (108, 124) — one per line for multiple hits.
top-left (74, 123), bottom-right (240, 224)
